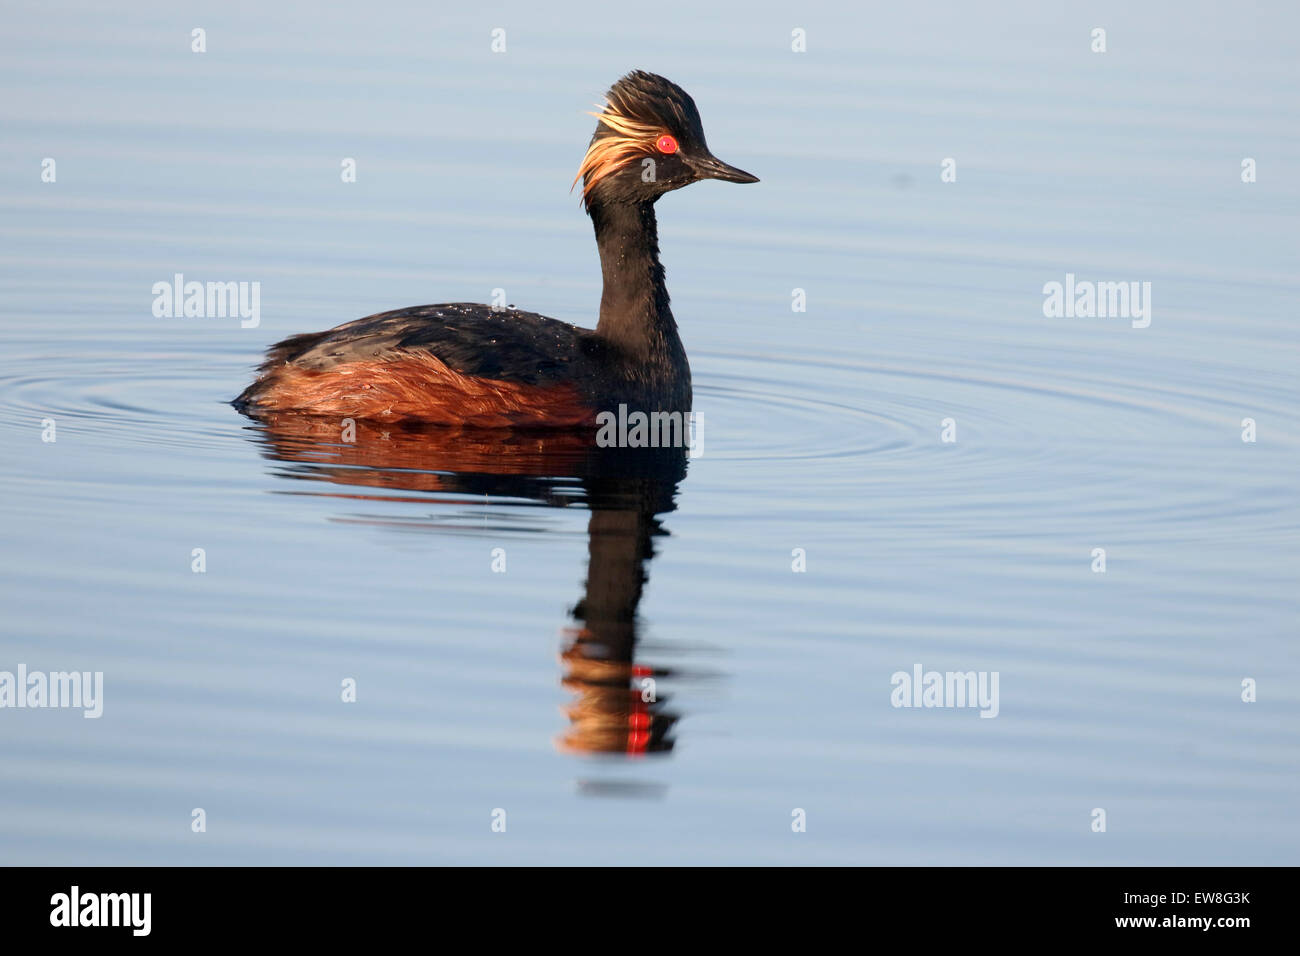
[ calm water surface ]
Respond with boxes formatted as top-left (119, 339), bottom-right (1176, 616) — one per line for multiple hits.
top-left (1, 1), bottom-right (1297, 864)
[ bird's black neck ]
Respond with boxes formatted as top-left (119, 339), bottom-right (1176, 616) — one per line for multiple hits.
top-left (590, 199), bottom-right (679, 360)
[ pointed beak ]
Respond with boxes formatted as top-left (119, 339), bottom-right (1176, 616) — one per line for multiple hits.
top-left (687, 153), bottom-right (760, 184)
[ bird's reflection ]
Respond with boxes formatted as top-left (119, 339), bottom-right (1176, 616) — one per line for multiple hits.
top-left (243, 412), bottom-right (689, 758)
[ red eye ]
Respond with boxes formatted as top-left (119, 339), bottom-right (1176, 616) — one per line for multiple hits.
top-left (655, 134), bottom-right (678, 154)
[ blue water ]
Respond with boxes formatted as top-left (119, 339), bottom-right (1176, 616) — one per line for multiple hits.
top-left (1, 0), bottom-right (1297, 864)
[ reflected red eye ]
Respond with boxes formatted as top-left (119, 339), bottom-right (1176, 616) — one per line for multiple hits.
top-left (655, 134), bottom-right (678, 154)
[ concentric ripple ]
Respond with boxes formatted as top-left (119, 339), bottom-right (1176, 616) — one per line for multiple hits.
top-left (0, 333), bottom-right (1294, 547)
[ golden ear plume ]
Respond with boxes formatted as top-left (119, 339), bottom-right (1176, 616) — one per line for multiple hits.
top-left (571, 101), bottom-right (667, 204)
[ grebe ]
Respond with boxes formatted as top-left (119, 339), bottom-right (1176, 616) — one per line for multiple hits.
top-left (233, 70), bottom-right (757, 427)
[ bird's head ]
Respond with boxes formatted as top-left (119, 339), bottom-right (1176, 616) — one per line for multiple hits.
top-left (573, 70), bottom-right (758, 209)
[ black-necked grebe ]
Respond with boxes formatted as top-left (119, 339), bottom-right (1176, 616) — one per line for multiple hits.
top-left (233, 70), bottom-right (757, 426)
